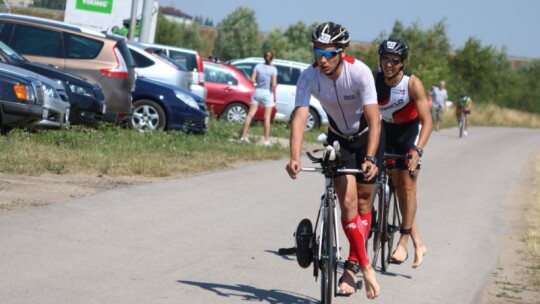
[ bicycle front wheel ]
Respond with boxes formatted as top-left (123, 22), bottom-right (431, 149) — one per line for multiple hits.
top-left (368, 182), bottom-right (383, 270)
top-left (320, 199), bottom-right (335, 304)
top-left (383, 181), bottom-right (402, 271)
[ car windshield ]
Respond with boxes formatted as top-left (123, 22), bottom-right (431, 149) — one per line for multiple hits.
top-left (0, 40), bottom-right (25, 62)
top-left (151, 51), bottom-right (188, 71)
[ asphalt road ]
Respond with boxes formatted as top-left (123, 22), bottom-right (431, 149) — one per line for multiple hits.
top-left (0, 127), bottom-right (538, 304)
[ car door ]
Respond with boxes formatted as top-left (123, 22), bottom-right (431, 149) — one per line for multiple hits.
top-left (204, 62), bottom-right (242, 115)
top-left (272, 64), bottom-right (298, 122)
top-left (7, 23), bottom-right (66, 70)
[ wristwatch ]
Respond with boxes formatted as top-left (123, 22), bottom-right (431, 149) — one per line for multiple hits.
top-left (364, 156), bottom-right (377, 165)
top-left (413, 147), bottom-right (424, 157)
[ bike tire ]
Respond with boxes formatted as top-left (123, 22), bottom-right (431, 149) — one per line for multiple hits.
top-left (320, 197), bottom-right (335, 304)
top-left (369, 183), bottom-right (383, 270)
top-left (383, 181), bottom-right (402, 271)
top-left (459, 115), bottom-right (465, 138)
top-left (380, 184), bottom-right (390, 272)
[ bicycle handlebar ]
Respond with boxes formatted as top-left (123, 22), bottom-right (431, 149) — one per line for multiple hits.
top-left (303, 142), bottom-right (363, 175)
top-left (383, 152), bottom-right (410, 160)
top-left (301, 167), bottom-right (363, 174)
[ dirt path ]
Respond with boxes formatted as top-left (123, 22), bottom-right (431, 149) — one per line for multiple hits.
top-left (0, 173), bottom-right (162, 214)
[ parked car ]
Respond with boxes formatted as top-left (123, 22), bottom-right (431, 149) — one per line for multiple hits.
top-left (203, 59), bottom-right (274, 123)
top-left (141, 42), bottom-right (206, 100)
top-left (229, 57), bottom-right (329, 131)
top-left (0, 13), bottom-right (135, 124)
top-left (131, 77), bottom-right (208, 133)
top-left (127, 41), bottom-right (191, 91)
top-left (0, 63), bottom-right (70, 129)
top-left (0, 40), bottom-right (105, 126)
top-left (0, 67), bottom-right (45, 131)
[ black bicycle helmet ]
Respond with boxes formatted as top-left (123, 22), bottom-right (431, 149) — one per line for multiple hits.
top-left (378, 39), bottom-right (409, 60)
top-left (311, 22), bottom-right (350, 48)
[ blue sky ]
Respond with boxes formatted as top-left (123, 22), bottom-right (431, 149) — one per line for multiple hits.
top-left (159, 0), bottom-right (538, 59)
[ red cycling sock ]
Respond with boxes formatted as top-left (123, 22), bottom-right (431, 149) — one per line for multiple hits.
top-left (342, 214), bottom-right (369, 266)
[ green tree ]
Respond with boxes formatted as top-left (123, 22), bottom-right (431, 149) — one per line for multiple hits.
top-left (30, 0), bottom-right (66, 10)
top-left (261, 28), bottom-right (288, 59)
top-left (450, 37), bottom-right (511, 103)
top-left (365, 20), bottom-right (453, 98)
top-left (155, 13), bottom-right (202, 51)
top-left (214, 7), bottom-right (260, 60)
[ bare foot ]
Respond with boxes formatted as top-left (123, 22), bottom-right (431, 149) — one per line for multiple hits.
top-left (390, 245), bottom-right (408, 264)
top-left (361, 264), bottom-right (380, 299)
top-left (412, 245), bottom-right (428, 268)
top-left (337, 269), bottom-right (357, 295)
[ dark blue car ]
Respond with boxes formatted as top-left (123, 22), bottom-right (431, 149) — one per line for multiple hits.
top-left (131, 78), bottom-right (208, 132)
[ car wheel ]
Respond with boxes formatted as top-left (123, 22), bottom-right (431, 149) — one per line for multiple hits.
top-left (306, 107), bottom-right (320, 131)
top-left (223, 103), bottom-right (248, 123)
top-left (130, 99), bottom-right (166, 131)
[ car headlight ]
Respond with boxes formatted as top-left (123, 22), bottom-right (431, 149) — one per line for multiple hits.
top-left (42, 84), bottom-right (59, 99)
top-left (175, 90), bottom-right (198, 109)
top-left (69, 84), bottom-right (94, 97)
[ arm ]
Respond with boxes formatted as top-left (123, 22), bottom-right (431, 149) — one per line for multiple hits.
top-left (272, 73), bottom-right (278, 99)
top-left (362, 104), bottom-right (381, 181)
top-left (286, 106), bottom-right (308, 179)
top-left (408, 75), bottom-right (432, 170)
top-left (250, 67), bottom-right (258, 84)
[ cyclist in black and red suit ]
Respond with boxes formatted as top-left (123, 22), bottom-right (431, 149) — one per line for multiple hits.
top-left (375, 39), bottom-right (432, 268)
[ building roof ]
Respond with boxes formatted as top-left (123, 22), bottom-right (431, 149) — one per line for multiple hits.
top-left (160, 6), bottom-right (192, 20)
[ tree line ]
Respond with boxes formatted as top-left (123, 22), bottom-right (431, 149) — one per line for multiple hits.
top-left (158, 7), bottom-right (539, 114)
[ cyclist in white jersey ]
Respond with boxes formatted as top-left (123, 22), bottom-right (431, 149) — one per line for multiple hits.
top-left (286, 22), bottom-right (381, 300)
top-left (376, 39), bottom-right (432, 269)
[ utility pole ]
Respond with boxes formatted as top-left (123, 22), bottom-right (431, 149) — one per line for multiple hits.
top-left (128, 0), bottom-right (138, 40)
top-left (138, 0), bottom-right (153, 43)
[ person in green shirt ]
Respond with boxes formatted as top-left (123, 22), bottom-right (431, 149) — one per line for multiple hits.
top-left (456, 95), bottom-right (473, 136)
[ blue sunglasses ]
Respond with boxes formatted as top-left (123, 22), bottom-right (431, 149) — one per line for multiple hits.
top-left (313, 47), bottom-right (342, 59)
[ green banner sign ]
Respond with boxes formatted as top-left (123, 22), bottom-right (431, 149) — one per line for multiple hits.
top-left (76, 0), bottom-right (113, 14)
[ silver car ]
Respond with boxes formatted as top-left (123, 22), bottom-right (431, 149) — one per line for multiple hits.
top-left (127, 41), bottom-right (192, 91)
top-left (229, 57), bottom-right (329, 131)
top-left (0, 63), bottom-right (70, 129)
top-left (140, 43), bottom-right (207, 101)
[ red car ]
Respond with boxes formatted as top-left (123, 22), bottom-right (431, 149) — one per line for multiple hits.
top-left (203, 59), bottom-right (275, 123)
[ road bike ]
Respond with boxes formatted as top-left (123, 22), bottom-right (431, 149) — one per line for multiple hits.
top-left (293, 142), bottom-right (362, 304)
top-left (367, 153), bottom-right (406, 272)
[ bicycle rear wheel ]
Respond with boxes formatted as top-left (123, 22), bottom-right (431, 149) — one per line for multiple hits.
top-left (320, 198), bottom-right (335, 304)
top-left (459, 115), bottom-right (465, 138)
top-left (383, 181), bottom-right (401, 271)
top-left (368, 182), bottom-right (383, 270)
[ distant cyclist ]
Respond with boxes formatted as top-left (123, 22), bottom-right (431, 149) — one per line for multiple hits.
top-left (375, 39), bottom-right (432, 269)
top-left (456, 95), bottom-right (473, 136)
top-left (286, 21), bottom-right (382, 300)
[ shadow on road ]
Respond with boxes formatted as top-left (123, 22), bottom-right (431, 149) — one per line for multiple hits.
top-left (178, 280), bottom-right (318, 303)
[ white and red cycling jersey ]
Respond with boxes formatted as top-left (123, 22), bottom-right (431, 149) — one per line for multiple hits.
top-left (295, 56), bottom-right (378, 135)
top-left (375, 71), bottom-right (419, 124)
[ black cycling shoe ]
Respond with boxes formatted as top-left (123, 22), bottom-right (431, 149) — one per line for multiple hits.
top-left (295, 218), bottom-right (313, 268)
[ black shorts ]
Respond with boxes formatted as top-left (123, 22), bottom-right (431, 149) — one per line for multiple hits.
top-left (383, 118), bottom-right (422, 170)
top-left (326, 123), bottom-right (385, 184)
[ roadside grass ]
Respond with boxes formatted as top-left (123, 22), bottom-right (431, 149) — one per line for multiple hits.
top-left (525, 155), bottom-right (540, 286)
top-left (0, 117), bottom-right (323, 177)
top-left (441, 103), bottom-right (540, 129)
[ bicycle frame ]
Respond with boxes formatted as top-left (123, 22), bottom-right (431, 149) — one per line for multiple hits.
top-left (301, 143), bottom-right (363, 303)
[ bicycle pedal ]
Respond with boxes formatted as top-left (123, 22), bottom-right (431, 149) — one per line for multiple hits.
top-left (356, 280), bottom-right (363, 290)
